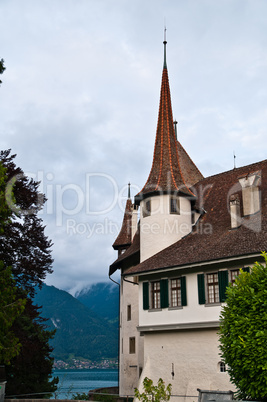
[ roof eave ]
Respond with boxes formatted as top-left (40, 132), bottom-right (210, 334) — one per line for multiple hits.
top-left (123, 252), bottom-right (264, 278)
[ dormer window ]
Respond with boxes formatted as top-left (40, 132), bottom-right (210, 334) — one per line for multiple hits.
top-left (170, 196), bottom-right (180, 214)
top-left (143, 200), bottom-right (151, 218)
top-left (238, 171), bottom-right (261, 216)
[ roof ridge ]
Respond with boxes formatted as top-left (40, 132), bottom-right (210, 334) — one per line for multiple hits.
top-left (195, 159), bottom-right (267, 184)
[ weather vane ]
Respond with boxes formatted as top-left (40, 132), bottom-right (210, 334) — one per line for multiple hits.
top-left (233, 151), bottom-right (236, 169)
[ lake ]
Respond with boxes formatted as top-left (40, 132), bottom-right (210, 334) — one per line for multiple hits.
top-left (52, 369), bottom-right (119, 399)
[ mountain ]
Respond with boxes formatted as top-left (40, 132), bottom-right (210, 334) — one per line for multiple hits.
top-left (34, 283), bottom-right (119, 362)
top-left (75, 282), bottom-right (119, 325)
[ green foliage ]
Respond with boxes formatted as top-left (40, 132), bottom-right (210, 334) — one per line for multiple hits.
top-left (0, 149), bottom-right (53, 296)
top-left (0, 151), bottom-right (56, 397)
top-left (89, 390), bottom-right (121, 402)
top-left (219, 253), bottom-right (267, 401)
top-left (0, 162), bottom-right (11, 232)
top-left (0, 163), bottom-right (26, 364)
top-left (0, 263), bottom-right (26, 365)
top-left (5, 297), bottom-right (58, 398)
top-left (135, 377), bottom-right (172, 402)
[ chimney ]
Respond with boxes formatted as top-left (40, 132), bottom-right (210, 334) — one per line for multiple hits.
top-left (229, 194), bottom-right (241, 229)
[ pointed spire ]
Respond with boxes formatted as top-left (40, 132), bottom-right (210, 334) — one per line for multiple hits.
top-left (128, 182), bottom-right (131, 199)
top-left (112, 196), bottom-right (133, 251)
top-left (135, 39), bottom-right (193, 204)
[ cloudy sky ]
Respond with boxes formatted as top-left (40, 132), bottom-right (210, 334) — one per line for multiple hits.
top-left (1, 0), bottom-right (266, 295)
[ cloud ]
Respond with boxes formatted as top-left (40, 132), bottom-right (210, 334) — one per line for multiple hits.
top-left (1, 0), bottom-right (267, 294)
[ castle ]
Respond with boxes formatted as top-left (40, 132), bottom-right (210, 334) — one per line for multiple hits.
top-left (109, 39), bottom-right (267, 400)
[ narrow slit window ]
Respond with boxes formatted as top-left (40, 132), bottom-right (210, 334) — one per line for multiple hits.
top-left (143, 200), bottom-right (151, 217)
top-left (127, 305), bottom-right (131, 321)
top-left (129, 337), bottom-right (136, 354)
top-left (170, 197), bottom-right (180, 214)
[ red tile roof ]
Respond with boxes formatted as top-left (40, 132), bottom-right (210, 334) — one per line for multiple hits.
top-left (112, 198), bottom-right (132, 250)
top-left (177, 140), bottom-right (203, 187)
top-left (109, 227), bottom-right (140, 276)
top-left (111, 160), bottom-right (267, 276)
top-left (135, 66), bottom-right (194, 204)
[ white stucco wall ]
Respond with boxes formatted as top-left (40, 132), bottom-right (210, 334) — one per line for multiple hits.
top-left (140, 195), bottom-right (192, 262)
top-left (119, 277), bottom-right (144, 397)
top-left (138, 329), bottom-right (234, 402)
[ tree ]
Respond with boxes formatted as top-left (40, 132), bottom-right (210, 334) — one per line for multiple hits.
top-left (0, 264), bottom-right (26, 365)
top-left (0, 150), bottom-right (57, 397)
top-left (0, 162), bottom-right (26, 364)
top-left (5, 298), bottom-right (58, 398)
top-left (135, 377), bottom-right (172, 402)
top-left (219, 253), bottom-right (267, 401)
top-left (0, 58), bottom-right (5, 85)
top-left (0, 149), bottom-right (53, 297)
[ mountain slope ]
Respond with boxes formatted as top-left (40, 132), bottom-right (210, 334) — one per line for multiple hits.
top-left (34, 284), bottom-right (118, 361)
top-left (75, 282), bottom-right (119, 324)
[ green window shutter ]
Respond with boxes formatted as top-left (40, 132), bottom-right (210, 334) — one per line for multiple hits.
top-left (143, 282), bottom-right (149, 310)
top-left (218, 270), bottom-right (229, 302)
top-left (197, 273), bottom-right (205, 305)
top-left (160, 279), bottom-right (169, 308)
top-left (242, 267), bottom-right (250, 273)
top-left (181, 276), bottom-right (187, 306)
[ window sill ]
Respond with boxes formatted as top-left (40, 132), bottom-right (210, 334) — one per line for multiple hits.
top-left (168, 306), bottom-right (183, 311)
top-left (148, 308), bottom-right (162, 312)
top-left (205, 302), bottom-right (221, 307)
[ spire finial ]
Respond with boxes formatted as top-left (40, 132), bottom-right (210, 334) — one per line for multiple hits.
top-left (233, 151), bottom-right (236, 169)
top-left (174, 120), bottom-right (178, 140)
top-left (163, 27), bottom-right (167, 69)
top-left (128, 182), bottom-right (131, 199)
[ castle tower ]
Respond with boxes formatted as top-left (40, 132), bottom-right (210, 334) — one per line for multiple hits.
top-left (135, 39), bottom-right (197, 262)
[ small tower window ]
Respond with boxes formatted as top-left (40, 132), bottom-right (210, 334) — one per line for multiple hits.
top-left (129, 337), bottom-right (136, 354)
top-left (127, 305), bottom-right (131, 321)
top-left (143, 200), bottom-right (151, 217)
top-left (170, 197), bottom-right (180, 214)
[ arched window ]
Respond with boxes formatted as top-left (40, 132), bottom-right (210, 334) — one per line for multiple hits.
top-left (219, 362), bottom-right (226, 372)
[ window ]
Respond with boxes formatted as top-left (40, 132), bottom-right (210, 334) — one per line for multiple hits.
top-left (143, 200), bottom-right (151, 217)
top-left (129, 337), bottom-right (135, 354)
top-left (170, 196), bottom-right (180, 214)
top-left (127, 305), bottom-right (131, 321)
top-left (219, 362), bottom-right (226, 372)
top-left (170, 278), bottom-right (181, 307)
top-left (207, 273), bottom-right (220, 304)
top-left (198, 270), bottom-right (230, 305)
top-left (230, 269), bottom-right (240, 284)
top-left (151, 281), bottom-right (161, 309)
top-left (142, 277), bottom-right (187, 310)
